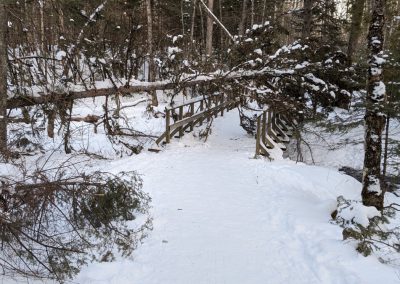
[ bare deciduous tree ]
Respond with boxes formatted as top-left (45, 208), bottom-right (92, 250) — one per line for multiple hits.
top-left (362, 0), bottom-right (387, 210)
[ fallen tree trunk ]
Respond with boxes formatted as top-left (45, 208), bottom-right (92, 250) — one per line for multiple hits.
top-left (7, 81), bottom-right (180, 109)
top-left (7, 77), bottom-right (217, 109)
top-left (7, 70), bottom-right (276, 109)
top-left (70, 115), bottom-right (102, 124)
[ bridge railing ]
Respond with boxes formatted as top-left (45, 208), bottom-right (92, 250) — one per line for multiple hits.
top-left (155, 93), bottom-right (298, 158)
top-left (156, 93), bottom-right (237, 145)
top-left (255, 109), bottom-right (297, 159)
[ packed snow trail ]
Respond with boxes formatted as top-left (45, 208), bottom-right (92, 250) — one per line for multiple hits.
top-left (72, 110), bottom-right (399, 284)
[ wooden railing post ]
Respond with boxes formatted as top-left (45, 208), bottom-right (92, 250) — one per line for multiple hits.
top-left (208, 96), bottom-right (213, 107)
top-left (267, 110), bottom-right (272, 136)
top-left (178, 106), bottom-right (184, 137)
top-left (166, 109), bottom-right (171, 143)
top-left (255, 115), bottom-right (261, 157)
top-left (207, 96), bottom-right (212, 122)
top-left (261, 111), bottom-right (267, 145)
top-left (220, 95), bottom-right (224, 116)
top-left (199, 100), bottom-right (204, 126)
top-left (189, 102), bottom-right (195, 131)
top-left (214, 94), bottom-right (218, 118)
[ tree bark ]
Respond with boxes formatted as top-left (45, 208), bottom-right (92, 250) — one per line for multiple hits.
top-left (146, 0), bottom-right (158, 106)
top-left (190, 0), bottom-right (197, 45)
top-left (302, 0), bottom-right (313, 40)
top-left (205, 0), bottom-right (214, 56)
top-left (261, 0), bottom-right (267, 23)
top-left (238, 0), bottom-right (249, 37)
top-left (347, 0), bottom-right (367, 65)
top-left (382, 114), bottom-right (390, 187)
top-left (362, 0), bottom-right (387, 210)
top-left (0, 3), bottom-right (7, 153)
top-left (181, 0), bottom-right (186, 36)
top-left (39, 0), bottom-right (45, 52)
top-left (198, 0), bottom-right (234, 42)
top-left (250, 0), bottom-right (255, 27)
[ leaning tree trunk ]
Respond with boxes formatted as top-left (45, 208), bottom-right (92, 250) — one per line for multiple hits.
top-left (362, 0), bottom-right (387, 210)
top-left (0, 2), bottom-right (7, 154)
top-left (347, 0), bottom-right (367, 65)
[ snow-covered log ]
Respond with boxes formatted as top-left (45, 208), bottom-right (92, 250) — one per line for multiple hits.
top-left (6, 69), bottom-right (283, 109)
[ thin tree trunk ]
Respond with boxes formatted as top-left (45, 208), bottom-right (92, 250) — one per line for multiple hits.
top-left (274, 0), bottom-right (285, 42)
top-left (198, 1), bottom-right (205, 49)
top-left (181, 0), bottom-right (185, 36)
top-left (273, 0), bottom-right (280, 23)
top-left (205, 0), bottom-right (214, 56)
top-left (190, 0), bottom-right (197, 44)
top-left (347, 0), bottom-right (367, 65)
top-left (262, 0), bottom-right (267, 23)
top-left (218, 0), bottom-right (223, 50)
top-left (251, 0), bottom-right (255, 27)
top-left (302, 0), bottom-right (313, 40)
top-left (362, 0), bottom-right (387, 210)
top-left (239, 0), bottom-right (249, 37)
top-left (190, 0), bottom-right (198, 59)
top-left (0, 2), bottom-right (7, 154)
top-left (146, 0), bottom-right (158, 106)
top-left (39, 0), bottom-right (45, 52)
top-left (384, 0), bottom-right (400, 42)
top-left (382, 114), bottom-right (390, 189)
top-left (58, 3), bottom-right (65, 41)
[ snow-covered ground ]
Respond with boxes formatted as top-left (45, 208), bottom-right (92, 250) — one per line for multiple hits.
top-left (4, 104), bottom-right (400, 284)
top-left (72, 110), bottom-right (400, 283)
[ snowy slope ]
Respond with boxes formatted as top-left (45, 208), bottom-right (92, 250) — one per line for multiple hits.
top-left (72, 110), bottom-right (399, 284)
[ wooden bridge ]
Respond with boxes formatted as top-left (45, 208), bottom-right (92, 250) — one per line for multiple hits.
top-left (155, 93), bottom-right (238, 145)
top-left (155, 94), bottom-right (297, 159)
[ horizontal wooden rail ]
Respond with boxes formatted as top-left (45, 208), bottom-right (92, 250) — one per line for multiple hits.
top-left (166, 93), bottom-right (221, 111)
